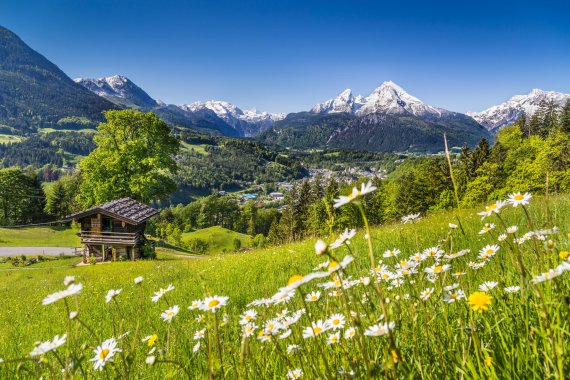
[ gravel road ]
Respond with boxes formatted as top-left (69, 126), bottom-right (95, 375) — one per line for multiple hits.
top-left (0, 247), bottom-right (79, 257)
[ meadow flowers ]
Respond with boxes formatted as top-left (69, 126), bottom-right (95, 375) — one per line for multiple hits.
top-left (478, 200), bottom-right (506, 218)
top-left (90, 337), bottom-right (121, 371)
top-left (507, 192), bottom-right (532, 207)
top-left (468, 292), bottom-right (492, 312)
top-left (29, 334), bottom-right (66, 357)
top-left (333, 181), bottom-right (377, 208)
top-left (363, 321), bottom-right (395, 337)
top-left (287, 369), bottom-right (303, 379)
top-left (161, 305), bottom-right (180, 322)
top-left (201, 296), bottom-right (229, 312)
top-left (42, 283), bottom-right (83, 305)
top-left (105, 289), bottom-right (122, 303)
top-left (305, 291), bottom-right (321, 302)
top-left (151, 284), bottom-right (174, 302)
top-left (314, 239), bottom-right (328, 256)
top-left (142, 334), bottom-right (158, 346)
top-left (302, 320), bottom-right (327, 338)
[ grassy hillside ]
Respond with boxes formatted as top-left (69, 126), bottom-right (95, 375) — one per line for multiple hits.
top-left (0, 194), bottom-right (569, 378)
top-left (180, 226), bottom-right (251, 254)
top-left (0, 226), bottom-right (80, 247)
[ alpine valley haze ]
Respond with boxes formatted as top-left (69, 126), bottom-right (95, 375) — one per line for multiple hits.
top-left (1, 1), bottom-right (570, 379)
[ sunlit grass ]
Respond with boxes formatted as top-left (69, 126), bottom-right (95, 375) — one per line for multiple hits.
top-left (0, 193), bottom-right (569, 378)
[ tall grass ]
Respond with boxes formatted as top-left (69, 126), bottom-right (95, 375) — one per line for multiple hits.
top-left (0, 193), bottom-right (569, 379)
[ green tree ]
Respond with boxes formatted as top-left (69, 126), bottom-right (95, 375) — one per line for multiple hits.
top-left (45, 180), bottom-right (68, 220)
top-left (560, 100), bottom-right (570, 133)
top-left (78, 110), bottom-right (179, 207)
top-left (0, 168), bottom-right (46, 225)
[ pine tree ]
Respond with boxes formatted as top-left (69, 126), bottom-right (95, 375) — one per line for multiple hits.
top-left (45, 181), bottom-right (68, 220)
top-left (560, 100), bottom-right (570, 133)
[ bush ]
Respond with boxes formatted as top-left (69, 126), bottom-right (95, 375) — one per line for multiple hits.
top-left (185, 238), bottom-right (209, 254)
top-left (252, 234), bottom-right (266, 248)
top-left (232, 238), bottom-right (241, 251)
top-left (88, 256), bottom-right (97, 265)
top-left (140, 243), bottom-right (157, 260)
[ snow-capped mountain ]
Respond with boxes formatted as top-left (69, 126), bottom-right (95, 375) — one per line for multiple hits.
top-left (310, 89), bottom-right (365, 114)
top-left (468, 89), bottom-right (570, 131)
top-left (76, 75), bottom-right (283, 137)
top-left (311, 81), bottom-right (450, 118)
top-left (182, 100), bottom-right (285, 137)
top-left (74, 75), bottom-right (157, 109)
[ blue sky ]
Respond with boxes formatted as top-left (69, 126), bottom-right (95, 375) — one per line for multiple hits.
top-left (1, 0), bottom-right (569, 113)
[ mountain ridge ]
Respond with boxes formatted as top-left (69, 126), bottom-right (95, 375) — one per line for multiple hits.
top-left (468, 88), bottom-right (570, 131)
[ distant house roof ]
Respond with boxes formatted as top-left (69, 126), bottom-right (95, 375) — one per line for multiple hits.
top-left (65, 197), bottom-right (158, 225)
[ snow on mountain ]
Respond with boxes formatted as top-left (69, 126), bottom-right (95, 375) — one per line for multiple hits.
top-left (74, 75), bottom-right (157, 108)
top-left (467, 89), bottom-right (570, 131)
top-left (182, 100), bottom-right (285, 136)
top-left (311, 81), bottom-right (449, 118)
top-left (310, 89), bottom-right (365, 114)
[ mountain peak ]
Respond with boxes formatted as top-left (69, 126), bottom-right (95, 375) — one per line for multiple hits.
top-left (468, 88), bottom-right (570, 131)
top-left (74, 75), bottom-right (157, 109)
top-left (311, 81), bottom-right (447, 118)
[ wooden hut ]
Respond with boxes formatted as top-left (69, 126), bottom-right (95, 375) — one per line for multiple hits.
top-left (65, 197), bottom-right (158, 262)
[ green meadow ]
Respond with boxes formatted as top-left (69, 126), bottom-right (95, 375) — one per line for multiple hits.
top-left (181, 226), bottom-right (251, 254)
top-left (0, 226), bottom-right (80, 247)
top-left (0, 193), bottom-right (569, 378)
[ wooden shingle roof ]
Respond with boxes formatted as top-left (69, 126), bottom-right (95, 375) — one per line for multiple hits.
top-left (65, 197), bottom-right (158, 225)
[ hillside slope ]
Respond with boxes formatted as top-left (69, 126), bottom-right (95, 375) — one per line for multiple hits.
top-left (0, 26), bottom-right (115, 133)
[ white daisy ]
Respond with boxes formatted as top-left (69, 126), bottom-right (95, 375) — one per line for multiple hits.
top-left (479, 281), bottom-right (498, 292)
top-left (287, 369), bottom-right (303, 379)
top-left (161, 305), bottom-right (180, 322)
top-left (305, 291), bottom-right (321, 302)
top-left (201, 295), bottom-right (229, 312)
top-left (105, 289), bottom-right (122, 304)
top-left (507, 192), bottom-right (532, 207)
top-left (89, 337), bottom-right (121, 371)
top-left (29, 334), bottom-right (66, 357)
top-left (150, 284), bottom-right (174, 303)
top-left (302, 320), bottom-right (327, 338)
top-left (363, 321), bottom-right (395, 337)
top-left (504, 286), bottom-right (520, 293)
top-left (325, 314), bottom-right (346, 330)
top-left (420, 288), bottom-right (434, 301)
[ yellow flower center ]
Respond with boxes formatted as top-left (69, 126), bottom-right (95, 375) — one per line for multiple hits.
top-left (328, 261), bottom-right (339, 271)
top-left (514, 194), bottom-right (524, 201)
top-left (147, 334), bottom-right (157, 346)
top-left (208, 299), bottom-right (220, 308)
top-left (99, 348), bottom-right (110, 360)
top-left (313, 327), bottom-right (322, 334)
top-left (332, 319), bottom-right (340, 325)
top-left (245, 315), bottom-right (252, 321)
top-left (433, 266), bottom-right (443, 273)
top-left (288, 275), bottom-right (303, 286)
top-left (167, 311), bottom-right (175, 318)
top-left (486, 249), bottom-right (494, 255)
top-left (400, 261), bottom-right (408, 267)
top-left (451, 293), bottom-right (458, 299)
top-left (310, 296), bottom-right (318, 301)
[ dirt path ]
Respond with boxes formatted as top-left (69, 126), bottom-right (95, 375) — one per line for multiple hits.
top-left (0, 247), bottom-right (78, 257)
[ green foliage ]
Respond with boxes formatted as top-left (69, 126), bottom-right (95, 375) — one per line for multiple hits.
top-left (172, 135), bottom-right (307, 200)
top-left (0, 167), bottom-right (46, 225)
top-left (258, 112), bottom-right (492, 153)
top-left (0, 132), bottom-right (95, 168)
top-left (78, 110), bottom-right (179, 207)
